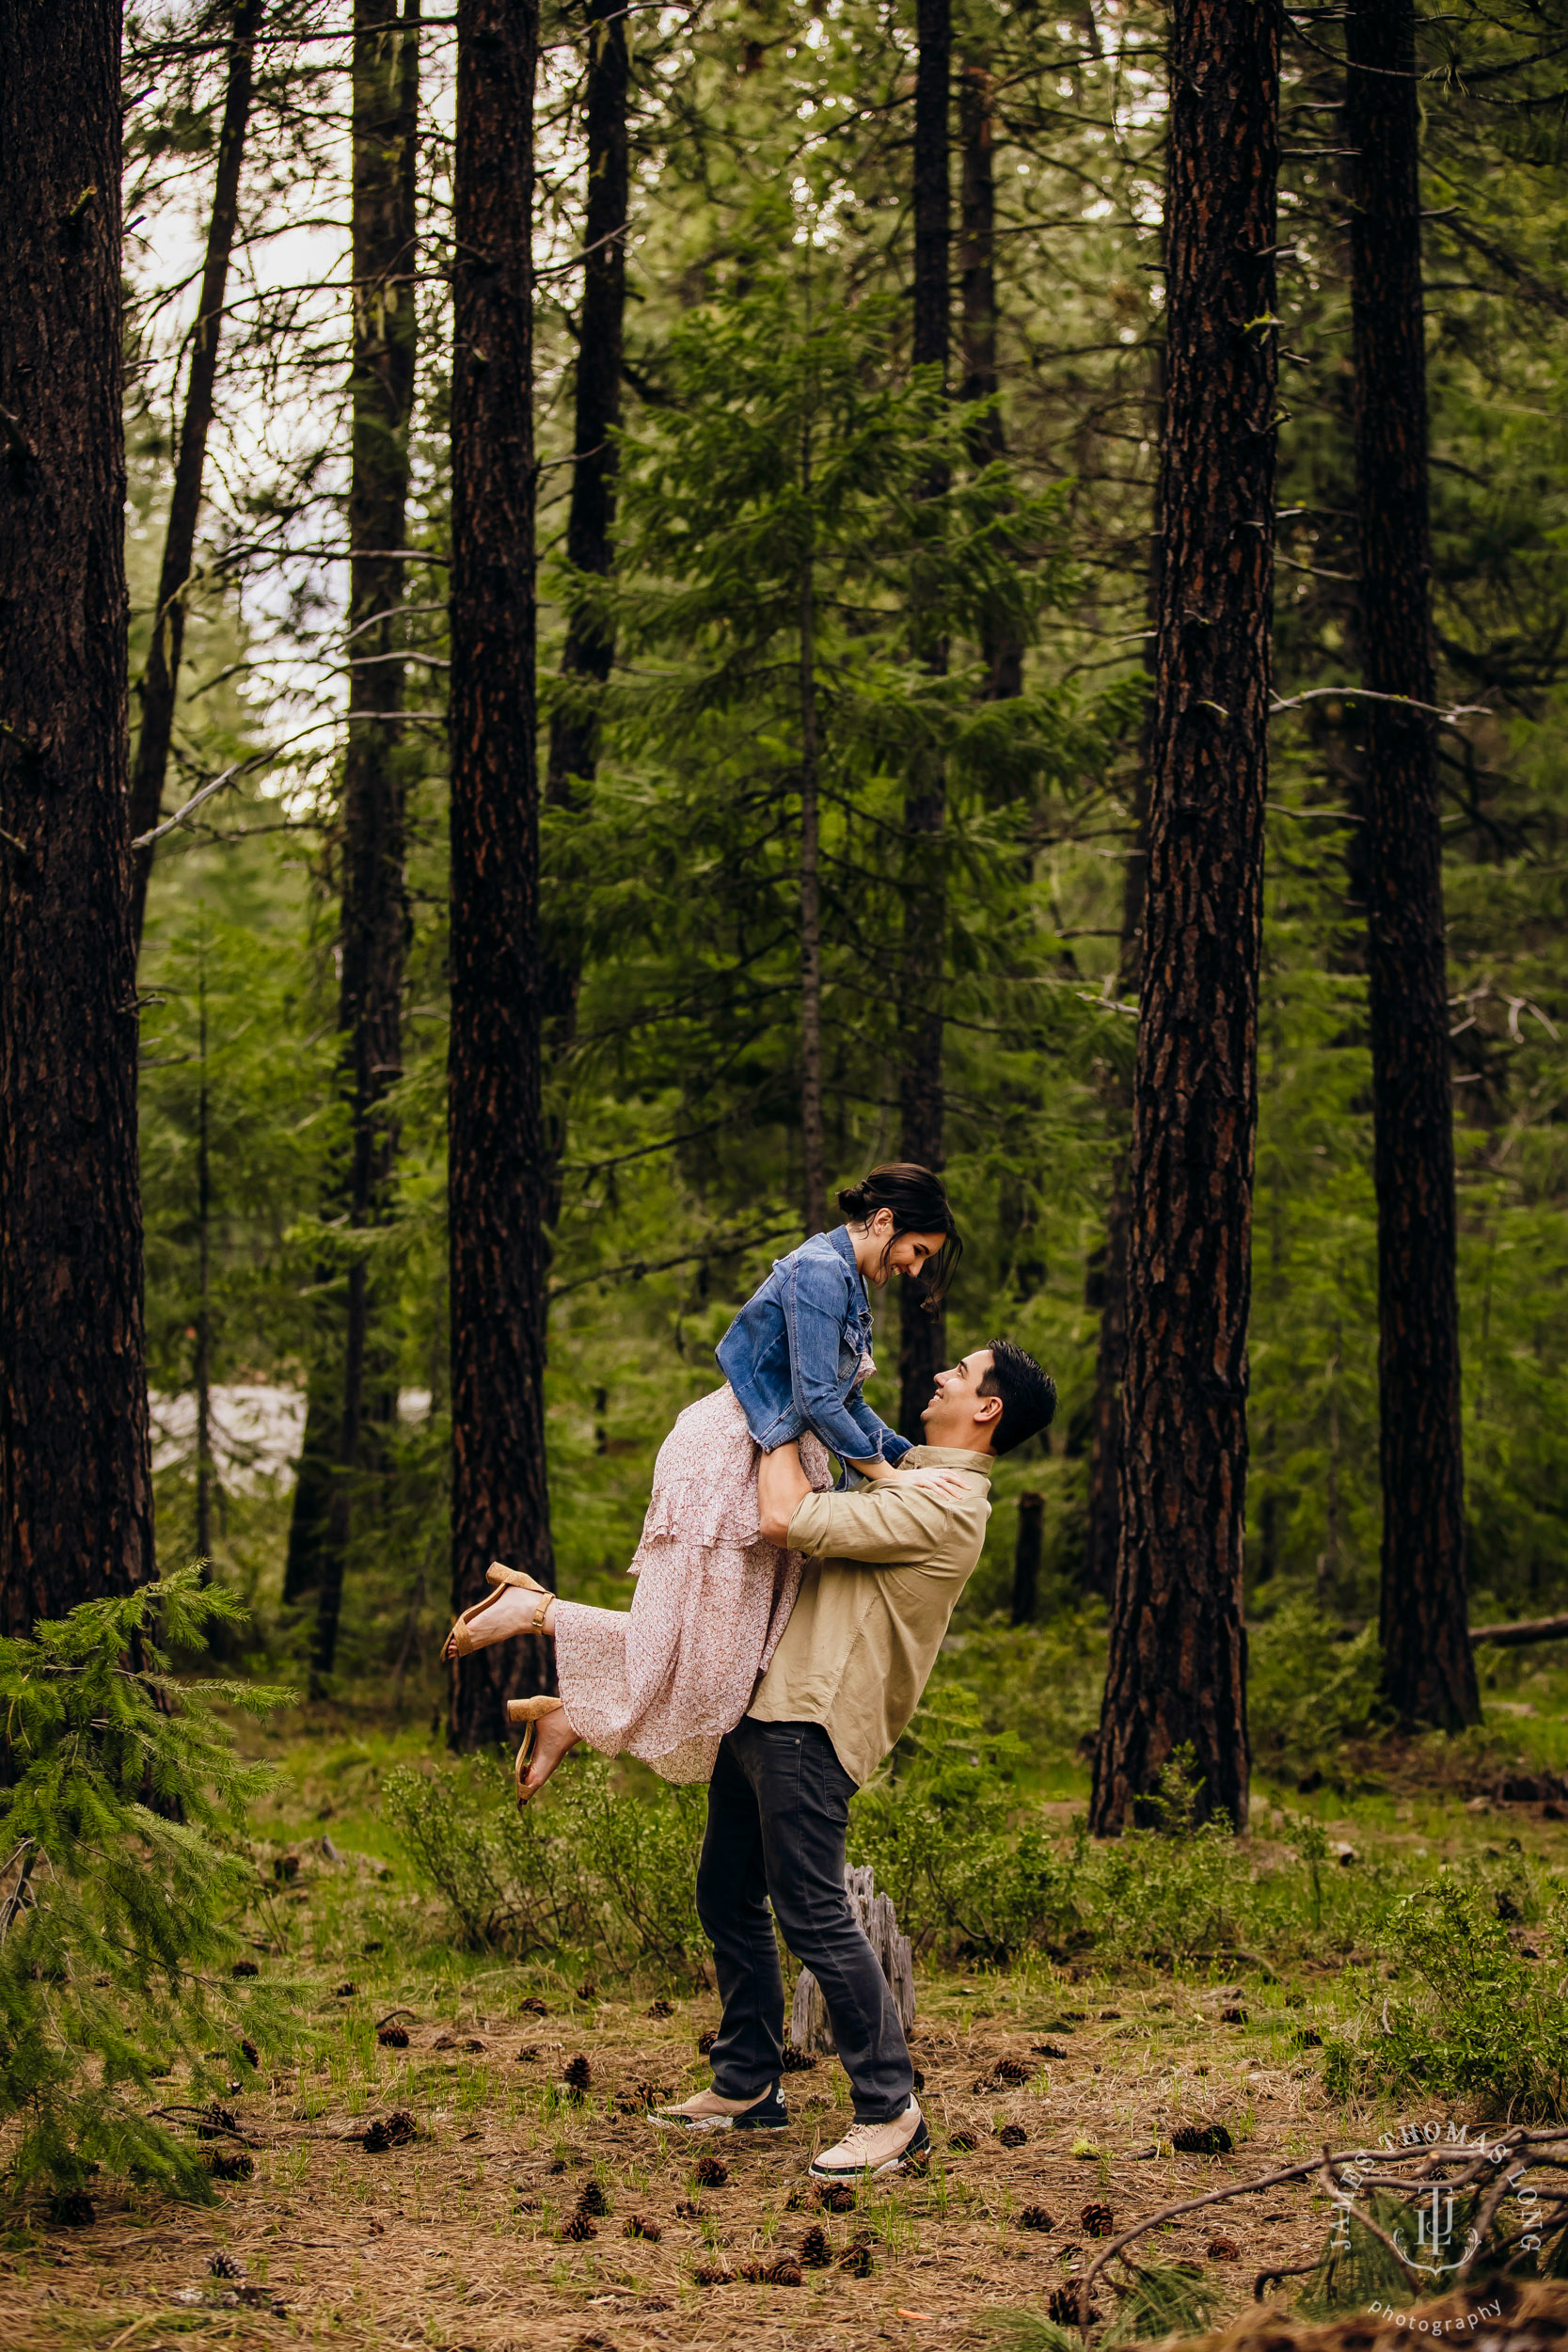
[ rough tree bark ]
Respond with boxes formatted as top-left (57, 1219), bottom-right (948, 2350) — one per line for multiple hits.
top-left (1345, 0), bottom-right (1479, 1733)
top-left (958, 58), bottom-right (1022, 701)
top-left (799, 398), bottom-right (828, 1239)
top-left (898, 0), bottom-right (951, 1438)
top-left (447, 0), bottom-right (554, 1748)
top-left (1081, 339), bottom-right (1162, 1599)
top-left (1090, 0), bottom-right (1278, 1834)
top-left (307, 0), bottom-right (421, 1685)
top-left (0, 0), bottom-right (155, 1629)
top-left (539, 0), bottom-right (629, 1228)
top-left (128, 0), bottom-right (262, 955)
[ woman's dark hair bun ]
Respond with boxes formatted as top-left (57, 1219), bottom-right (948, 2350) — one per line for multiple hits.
top-left (835, 1162), bottom-right (962, 1305)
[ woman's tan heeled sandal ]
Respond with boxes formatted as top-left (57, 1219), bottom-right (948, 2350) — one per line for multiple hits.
top-left (507, 1696), bottom-right (565, 1801)
top-left (442, 1563), bottom-right (552, 1661)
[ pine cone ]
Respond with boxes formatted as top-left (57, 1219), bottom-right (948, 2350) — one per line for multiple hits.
top-left (197, 2104), bottom-right (238, 2141)
top-left (838, 2241), bottom-right (874, 2278)
top-left (1300, 2028), bottom-right (1323, 2047)
top-left (692, 2153), bottom-right (729, 2187)
top-left (518, 1994), bottom-right (548, 2016)
top-left (1032, 2042), bottom-right (1069, 2059)
top-left (577, 1978), bottom-right (598, 2001)
top-left (48, 2191), bottom-right (96, 2228)
top-left (623, 2215), bottom-right (662, 2242)
top-left (1171, 2122), bottom-right (1232, 2156)
top-left (563, 2053), bottom-right (593, 2092)
top-left (1220, 2005), bottom-right (1248, 2025)
top-left (948, 2131), bottom-right (976, 2153)
top-left (1080, 2201), bottom-right (1115, 2238)
top-left (780, 2044), bottom-right (816, 2072)
top-left (515, 2046), bottom-right (539, 2063)
top-left (578, 2180), bottom-right (610, 2217)
top-left (239, 2039), bottom-right (260, 2068)
top-left (547, 2157), bottom-right (568, 2174)
top-left (1020, 2205), bottom-right (1054, 2233)
top-left (692, 2261), bottom-right (732, 2286)
top-left (209, 2153), bottom-right (255, 2183)
top-left (911, 2067), bottom-right (925, 2090)
top-left (1049, 2286), bottom-right (1085, 2326)
top-left (999, 2123), bottom-right (1027, 2148)
top-left (384, 2109), bottom-right (416, 2147)
top-left (784, 2185), bottom-right (812, 2212)
top-left (818, 2182), bottom-right (856, 2213)
top-left (696, 2029), bottom-right (718, 2055)
top-left (209, 2251), bottom-right (245, 2280)
top-left (361, 2121), bottom-right (390, 2153)
top-left (377, 2024), bottom-right (409, 2049)
top-left (798, 2224), bottom-right (832, 2268)
top-left (230, 1959), bottom-right (260, 1979)
top-left (334, 1981), bottom-right (357, 1998)
top-left (995, 2057), bottom-right (1031, 2086)
top-left (561, 2209), bottom-right (597, 2242)
top-left (674, 2200), bottom-right (705, 2220)
top-left (738, 2257), bottom-right (801, 2285)
top-left (1207, 2234), bottom-right (1241, 2261)
top-left (648, 1997), bottom-right (673, 2018)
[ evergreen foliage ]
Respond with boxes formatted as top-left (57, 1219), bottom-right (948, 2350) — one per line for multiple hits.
top-left (0, 1570), bottom-right (291, 2198)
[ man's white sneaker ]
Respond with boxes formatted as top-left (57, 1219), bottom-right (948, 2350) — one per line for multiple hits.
top-left (810, 2098), bottom-right (929, 2180)
top-left (646, 2082), bottom-right (787, 2134)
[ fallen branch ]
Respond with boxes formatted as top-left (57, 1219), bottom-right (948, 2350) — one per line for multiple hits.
top-left (1470, 1613), bottom-right (1568, 1648)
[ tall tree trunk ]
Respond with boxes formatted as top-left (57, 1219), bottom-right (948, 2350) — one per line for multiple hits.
top-left (539, 0), bottom-right (630, 1228)
top-left (0, 0), bottom-right (154, 1630)
top-left (799, 398), bottom-right (827, 1239)
top-left (898, 0), bottom-right (951, 1438)
top-left (309, 0), bottom-right (420, 1688)
top-left (1090, 0), bottom-right (1278, 1835)
top-left (448, 0), bottom-right (553, 1749)
top-left (195, 935), bottom-right (215, 1566)
top-left (128, 0), bottom-right (261, 955)
top-left (1081, 337), bottom-right (1163, 1599)
top-left (958, 57), bottom-right (1022, 701)
top-left (1345, 0), bottom-right (1478, 1732)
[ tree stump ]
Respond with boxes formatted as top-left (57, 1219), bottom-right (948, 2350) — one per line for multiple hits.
top-left (788, 1866), bottom-right (915, 2055)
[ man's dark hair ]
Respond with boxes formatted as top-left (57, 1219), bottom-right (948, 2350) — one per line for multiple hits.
top-left (979, 1340), bottom-right (1057, 1456)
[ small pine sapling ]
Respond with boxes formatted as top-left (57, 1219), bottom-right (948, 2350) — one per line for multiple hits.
top-left (0, 1568), bottom-right (291, 2202)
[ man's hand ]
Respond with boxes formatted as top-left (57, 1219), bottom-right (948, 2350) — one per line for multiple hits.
top-left (758, 1440), bottom-right (813, 1548)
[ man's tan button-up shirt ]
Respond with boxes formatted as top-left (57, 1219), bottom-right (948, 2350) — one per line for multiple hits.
top-left (745, 1444), bottom-right (993, 1787)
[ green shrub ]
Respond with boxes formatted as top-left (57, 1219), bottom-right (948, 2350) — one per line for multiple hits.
top-left (0, 1569), bottom-right (290, 2201)
top-left (1323, 1878), bottom-right (1568, 2119)
top-left (851, 1688), bottom-right (1082, 1962)
top-left (384, 1751), bottom-right (705, 1968)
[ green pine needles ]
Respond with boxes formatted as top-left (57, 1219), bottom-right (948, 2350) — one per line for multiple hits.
top-left (0, 1568), bottom-right (291, 2202)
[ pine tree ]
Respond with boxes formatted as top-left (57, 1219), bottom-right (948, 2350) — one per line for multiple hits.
top-left (128, 0), bottom-right (263, 954)
top-left (1091, 0), bottom-right (1279, 1832)
top-left (0, 0), bottom-right (155, 1629)
top-left (448, 0), bottom-right (554, 1748)
top-left (1345, 0), bottom-right (1480, 1732)
top-left (0, 1569), bottom-right (289, 2198)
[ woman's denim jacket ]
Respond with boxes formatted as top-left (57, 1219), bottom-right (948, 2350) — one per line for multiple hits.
top-left (715, 1225), bottom-right (911, 1467)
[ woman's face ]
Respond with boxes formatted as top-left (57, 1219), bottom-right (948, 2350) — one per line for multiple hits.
top-left (865, 1209), bottom-right (949, 1285)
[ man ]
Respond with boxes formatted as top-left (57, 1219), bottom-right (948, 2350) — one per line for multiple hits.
top-left (650, 1339), bottom-right (1056, 2178)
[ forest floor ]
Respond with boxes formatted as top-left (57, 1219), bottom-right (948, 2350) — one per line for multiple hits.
top-left (5, 1702), bottom-right (1567, 2352)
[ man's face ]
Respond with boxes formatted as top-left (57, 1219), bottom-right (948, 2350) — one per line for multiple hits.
top-left (920, 1349), bottom-right (998, 1450)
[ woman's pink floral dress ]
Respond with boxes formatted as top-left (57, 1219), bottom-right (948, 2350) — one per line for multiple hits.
top-left (551, 1382), bottom-right (833, 1785)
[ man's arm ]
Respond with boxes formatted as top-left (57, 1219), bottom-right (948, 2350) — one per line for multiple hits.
top-left (770, 1470), bottom-right (974, 1567)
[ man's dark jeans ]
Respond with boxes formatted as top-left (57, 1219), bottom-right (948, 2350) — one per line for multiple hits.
top-left (696, 1716), bottom-right (912, 2124)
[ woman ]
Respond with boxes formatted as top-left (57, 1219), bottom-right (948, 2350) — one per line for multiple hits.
top-left (443, 1164), bottom-right (964, 1800)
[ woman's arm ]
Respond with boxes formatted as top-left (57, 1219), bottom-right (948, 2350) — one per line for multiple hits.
top-left (782, 1250), bottom-right (902, 1470)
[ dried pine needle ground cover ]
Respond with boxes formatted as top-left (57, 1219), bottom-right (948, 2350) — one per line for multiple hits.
top-left (4, 1719), bottom-right (1567, 2352)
